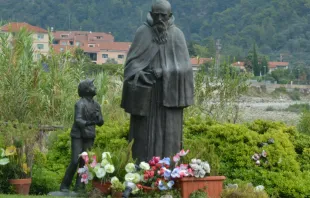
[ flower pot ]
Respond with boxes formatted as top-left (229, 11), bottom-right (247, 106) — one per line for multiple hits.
top-left (92, 180), bottom-right (112, 195)
top-left (176, 176), bottom-right (226, 198)
top-left (9, 178), bottom-right (32, 195)
top-left (111, 190), bottom-right (123, 198)
top-left (141, 185), bottom-right (157, 193)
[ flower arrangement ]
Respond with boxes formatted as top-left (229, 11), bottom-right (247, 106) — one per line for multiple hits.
top-left (77, 151), bottom-right (116, 184)
top-left (0, 145), bottom-right (31, 179)
top-left (122, 149), bottom-right (211, 193)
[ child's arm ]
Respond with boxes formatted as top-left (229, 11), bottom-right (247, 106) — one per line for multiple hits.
top-left (95, 104), bottom-right (104, 126)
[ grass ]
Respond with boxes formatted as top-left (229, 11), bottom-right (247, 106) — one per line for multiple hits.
top-left (0, 196), bottom-right (64, 198)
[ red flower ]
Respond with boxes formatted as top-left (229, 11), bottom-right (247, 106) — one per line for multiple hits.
top-left (137, 184), bottom-right (143, 189)
top-left (151, 166), bottom-right (157, 171)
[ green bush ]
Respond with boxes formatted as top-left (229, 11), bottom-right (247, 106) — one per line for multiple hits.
top-left (297, 110), bottom-right (310, 135)
top-left (285, 103), bottom-right (310, 113)
top-left (184, 118), bottom-right (310, 197)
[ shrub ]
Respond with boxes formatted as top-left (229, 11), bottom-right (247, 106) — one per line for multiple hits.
top-left (184, 118), bottom-right (310, 197)
top-left (297, 110), bottom-right (310, 135)
top-left (285, 103), bottom-right (310, 113)
top-left (221, 183), bottom-right (269, 198)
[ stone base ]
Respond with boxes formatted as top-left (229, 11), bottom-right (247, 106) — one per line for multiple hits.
top-left (48, 191), bottom-right (84, 197)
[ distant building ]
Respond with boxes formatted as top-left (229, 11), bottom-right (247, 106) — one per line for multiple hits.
top-left (190, 57), bottom-right (213, 71)
top-left (231, 61), bottom-right (289, 73)
top-left (231, 61), bottom-right (245, 71)
top-left (0, 22), bottom-right (49, 61)
top-left (51, 30), bottom-right (131, 64)
top-left (268, 62), bottom-right (289, 72)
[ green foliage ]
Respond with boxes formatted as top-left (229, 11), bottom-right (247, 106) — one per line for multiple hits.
top-left (285, 103), bottom-right (310, 113)
top-left (189, 189), bottom-right (208, 198)
top-left (297, 110), bottom-right (310, 135)
top-left (184, 118), bottom-right (310, 197)
top-left (221, 183), bottom-right (269, 198)
top-left (188, 60), bottom-right (250, 123)
top-left (287, 89), bottom-right (301, 101)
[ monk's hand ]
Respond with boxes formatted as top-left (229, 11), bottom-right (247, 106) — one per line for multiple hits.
top-left (85, 121), bottom-right (96, 126)
top-left (139, 71), bottom-right (155, 85)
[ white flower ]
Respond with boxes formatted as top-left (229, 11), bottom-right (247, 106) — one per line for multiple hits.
top-left (111, 176), bottom-right (119, 185)
top-left (254, 185), bottom-right (265, 192)
top-left (191, 159), bottom-right (198, 164)
top-left (125, 173), bottom-right (136, 182)
top-left (104, 164), bottom-right (115, 173)
top-left (133, 173), bottom-right (141, 183)
top-left (201, 162), bottom-right (210, 173)
top-left (125, 163), bottom-right (136, 173)
top-left (139, 161), bottom-right (150, 170)
top-left (101, 159), bottom-right (110, 167)
top-left (190, 163), bottom-right (200, 170)
top-left (95, 167), bottom-right (106, 178)
top-left (88, 172), bottom-right (94, 180)
top-left (102, 152), bottom-right (111, 160)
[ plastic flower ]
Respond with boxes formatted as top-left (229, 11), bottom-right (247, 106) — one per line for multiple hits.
top-left (79, 152), bottom-right (89, 164)
top-left (125, 163), bottom-right (136, 173)
top-left (201, 162), bottom-right (210, 173)
top-left (0, 158), bottom-right (9, 165)
top-left (261, 150), bottom-right (267, 158)
top-left (171, 167), bottom-right (180, 178)
top-left (104, 164), bottom-right (115, 173)
top-left (101, 158), bottom-right (110, 167)
top-left (90, 156), bottom-right (97, 168)
top-left (173, 154), bottom-right (180, 163)
top-left (133, 173), bottom-right (141, 183)
top-left (102, 152), bottom-right (111, 160)
top-left (139, 161), bottom-right (150, 170)
top-left (163, 169), bottom-right (171, 180)
top-left (254, 185), bottom-right (265, 192)
top-left (178, 149), bottom-right (189, 156)
top-left (5, 146), bottom-right (16, 156)
top-left (125, 173), bottom-right (136, 183)
top-left (159, 157), bottom-right (170, 166)
top-left (111, 176), bottom-right (119, 185)
top-left (95, 167), bottom-right (106, 178)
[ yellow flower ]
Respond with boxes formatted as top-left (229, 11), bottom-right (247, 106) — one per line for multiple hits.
top-left (5, 146), bottom-right (16, 156)
top-left (23, 163), bottom-right (30, 174)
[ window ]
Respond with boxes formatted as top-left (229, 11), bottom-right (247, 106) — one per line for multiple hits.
top-left (60, 48), bottom-right (64, 52)
top-left (37, 44), bottom-right (44, 49)
top-left (88, 44), bottom-right (95, 47)
top-left (76, 41), bottom-right (80, 46)
top-left (102, 54), bottom-right (108, 58)
top-left (69, 41), bottom-right (74, 46)
top-left (96, 36), bottom-right (103, 39)
top-left (118, 54), bottom-right (124, 59)
top-left (61, 42), bottom-right (67, 46)
top-left (61, 34), bottom-right (68, 38)
top-left (52, 39), bottom-right (59, 44)
top-left (37, 34), bottom-right (44, 40)
top-left (36, 54), bottom-right (41, 59)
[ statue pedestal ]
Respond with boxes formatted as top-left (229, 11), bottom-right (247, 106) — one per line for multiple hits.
top-left (48, 191), bottom-right (82, 197)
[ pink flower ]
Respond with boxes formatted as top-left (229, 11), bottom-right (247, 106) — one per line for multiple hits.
top-left (173, 154), bottom-right (180, 163)
top-left (178, 149), bottom-right (189, 156)
top-left (187, 168), bottom-right (194, 176)
top-left (81, 173), bottom-right (88, 184)
top-left (149, 159), bottom-right (156, 166)
top-left (180, 164), bottom-right (188, 170)
top-left (90, 156), bottom-right (97, 168)
top-left (153, 156), bottom-right (160, 163)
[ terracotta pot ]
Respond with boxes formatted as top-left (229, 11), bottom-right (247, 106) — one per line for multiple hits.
top-left (92, 180), bottom-right (112, 195)
top-left (141, 185), bottom-right (158, 193)
top-left (9, 178), bottom-right (32, 195)
top-left (176, 176), bottom-right (226, 198)
top-left (111, 190), bottom-right (123, 198)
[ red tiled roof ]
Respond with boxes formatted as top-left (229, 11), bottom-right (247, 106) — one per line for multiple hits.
top-left (0, 22), bottom-right (48, 33)
top-left (232, 61), bottom-right (245, 67)
top-left (190, 57), bottom-right (212, 65)
top-left (268, 62), bottom-right (289, 68)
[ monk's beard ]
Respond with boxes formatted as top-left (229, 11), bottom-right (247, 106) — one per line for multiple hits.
top-left (152, 21), bottom-right (168, 44)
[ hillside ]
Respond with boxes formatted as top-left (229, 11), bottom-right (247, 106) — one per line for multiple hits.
top-left (1, 0), bottom-right (310, 64)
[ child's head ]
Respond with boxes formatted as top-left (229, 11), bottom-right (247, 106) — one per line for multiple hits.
top-left (78, 79), bottom-right (97, 97)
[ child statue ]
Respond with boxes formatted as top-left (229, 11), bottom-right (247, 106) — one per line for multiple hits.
top-left (60, 79), bottom-right (104, 192)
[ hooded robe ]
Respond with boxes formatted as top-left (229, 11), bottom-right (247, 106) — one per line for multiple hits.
top-left (121, 14), bottom-right (194, 162)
